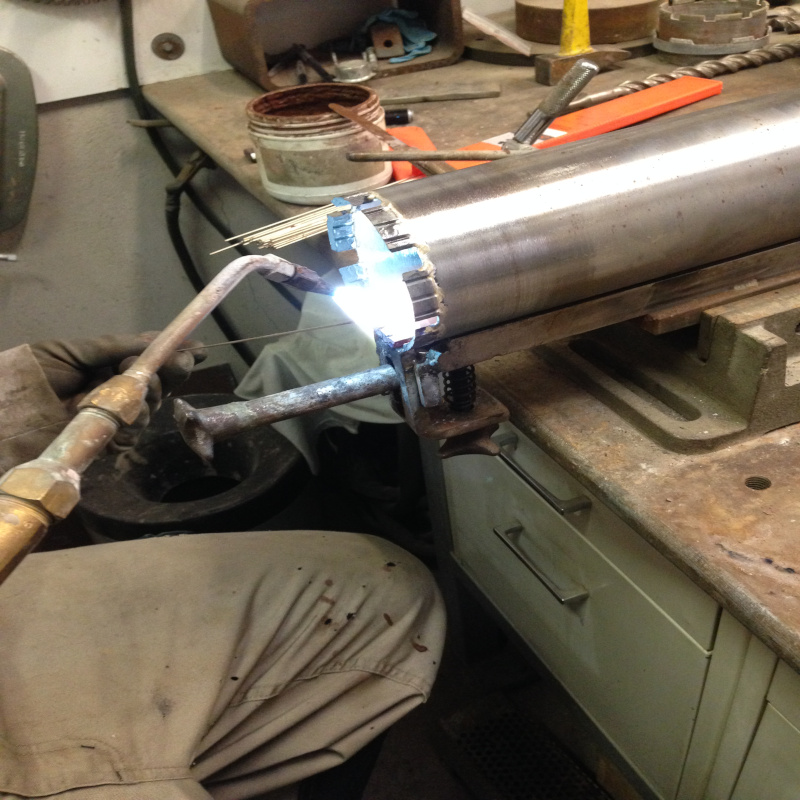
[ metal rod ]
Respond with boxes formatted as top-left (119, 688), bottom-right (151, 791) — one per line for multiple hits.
top-left (348, 150), bottom-right (510, 162)
top-left (174, 364), bottom-right (401, 461)
top-left (379, 85), bottom-right (502, 104)
top-left (224, 204), bottom-right (335, 243)
top-left (212, 205), bottom-right (337, 254)
top-left (328, 102), bottom-right (456, 176)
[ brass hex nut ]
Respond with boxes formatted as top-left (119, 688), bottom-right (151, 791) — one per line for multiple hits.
top-left (0, 463), bottom-right (80, 520)
top-left (78, 374), bottom-right (147, 426)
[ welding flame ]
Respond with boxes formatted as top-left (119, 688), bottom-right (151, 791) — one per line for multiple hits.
top-left (334, 280), bottom-right (416, 342)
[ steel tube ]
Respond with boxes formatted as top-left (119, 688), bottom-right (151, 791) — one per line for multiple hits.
top-left (174, 364), bottom-right (400, 461)
top-left (376, 90), bottom-right (800, 339)
top-left (124, 255), bottom-right (296, 379)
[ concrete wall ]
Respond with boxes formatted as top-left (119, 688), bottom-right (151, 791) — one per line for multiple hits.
top-left (0, 90), bottom-right (320, 378)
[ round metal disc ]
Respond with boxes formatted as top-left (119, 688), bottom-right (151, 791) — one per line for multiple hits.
top-left (515, 0), bottom-right (661, 44)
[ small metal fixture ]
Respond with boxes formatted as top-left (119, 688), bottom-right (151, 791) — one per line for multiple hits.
top-left (444, 366), bottom-right (477, 412)
top-left (331, 50), bottom-right (378, 83)
top-left (151, 33), bottom-right (186, 61)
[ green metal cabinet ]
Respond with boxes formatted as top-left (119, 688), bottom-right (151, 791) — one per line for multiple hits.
top-left (730, 662), bottom-right (800, 800)
top-left (440, 422), bottom-right (800, 800)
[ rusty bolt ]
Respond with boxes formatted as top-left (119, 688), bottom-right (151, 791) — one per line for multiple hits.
top-left (0, 462), bottom-right (81, 520)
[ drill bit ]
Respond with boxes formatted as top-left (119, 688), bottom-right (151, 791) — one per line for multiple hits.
top-left (569, 40), bottom-right (800, 111)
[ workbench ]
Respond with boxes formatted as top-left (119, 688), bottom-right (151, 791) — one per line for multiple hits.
top-left (143, 45), bottom-right (800, 799)
top-left (142, 41), bottom-right (800, 219)
top-left (440, 349), bottom-right (799, 799)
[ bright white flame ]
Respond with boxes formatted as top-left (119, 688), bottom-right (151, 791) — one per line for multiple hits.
top-left (334, 280), bottom-right (416, 342)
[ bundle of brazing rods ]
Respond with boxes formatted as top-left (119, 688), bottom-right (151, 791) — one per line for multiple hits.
top-left (211, 204), bottom-right (338, 254)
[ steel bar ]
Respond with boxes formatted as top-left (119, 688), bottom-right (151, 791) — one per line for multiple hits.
top-left (174, 364), bottom-right (401, 461)
top-left (379, 85), bottom-right (502, 104)
top-left (329, 102), bottom-right (455, 176)
top-left (377, 90), bottom-right (800, 339)
top-left (348, 151), bottom-right (509, 162)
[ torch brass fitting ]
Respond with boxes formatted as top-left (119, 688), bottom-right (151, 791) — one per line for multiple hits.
top-left (77, 374), bottom-right (148, 425)
top-left (0, 460), bottom-right (80, 520)
top-left (0, 496), bottom-right (51, 584)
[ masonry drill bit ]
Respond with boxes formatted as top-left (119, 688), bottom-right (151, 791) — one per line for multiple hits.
top-left (569, 39), bottom-right (800, 111)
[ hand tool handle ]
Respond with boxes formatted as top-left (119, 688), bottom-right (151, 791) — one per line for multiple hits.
top-left (512, 59), bottom-right (599, 145)
top-left (560, 0), bottom-right (592, 56)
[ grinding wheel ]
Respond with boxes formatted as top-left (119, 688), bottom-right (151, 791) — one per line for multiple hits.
top-left (516, 0), bottom-right (660, 44)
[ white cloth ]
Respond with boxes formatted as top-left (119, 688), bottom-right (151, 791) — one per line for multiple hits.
top-left (236, 290), bottom-right (400, 473)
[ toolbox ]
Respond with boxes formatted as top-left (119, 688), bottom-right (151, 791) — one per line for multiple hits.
top-left (206, 0), bottom-right (464, 90)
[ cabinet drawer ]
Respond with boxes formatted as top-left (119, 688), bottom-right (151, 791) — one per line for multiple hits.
top-left (731, 662), bottom-right (800, 799)
top-left (492, 423), bottom-right (718, 649)
top-left (444, 447), bottom-right (712, 799)
top-left (731, 703), bottom-right (800, 799)
top-left (768, 660), bottom-right (800, 731)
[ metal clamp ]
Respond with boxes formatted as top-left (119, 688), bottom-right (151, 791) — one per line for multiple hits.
top-left (493, 525), bottom-right (589, 606)
top-left (495, 434), bottom-right (592, 516)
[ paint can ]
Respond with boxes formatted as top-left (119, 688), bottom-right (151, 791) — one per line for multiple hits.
top-left (246, 83), bottom-right (392, 206)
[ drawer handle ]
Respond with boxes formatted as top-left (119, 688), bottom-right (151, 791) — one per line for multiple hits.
top-left (496, 435), bottom-right (592, 516)
top-left (493, 525), bottom-right (590, 606)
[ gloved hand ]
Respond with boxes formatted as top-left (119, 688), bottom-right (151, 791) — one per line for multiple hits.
top-left (29, 332), bottom-right (207, 450)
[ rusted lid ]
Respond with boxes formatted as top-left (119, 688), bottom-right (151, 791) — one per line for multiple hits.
top-left (246, 82), bottom-right (380, 126)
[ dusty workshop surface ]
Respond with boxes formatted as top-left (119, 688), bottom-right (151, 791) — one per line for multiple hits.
top-left (478, 348), bottom-right (800, 675)
top-left (142, 45), bottom-right (800, 221)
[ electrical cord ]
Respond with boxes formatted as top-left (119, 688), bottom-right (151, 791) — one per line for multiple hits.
top-left (118, 0), bottom-right (301, 368)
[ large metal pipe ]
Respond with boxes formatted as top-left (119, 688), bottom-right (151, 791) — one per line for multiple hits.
top-left (374, 90), bottom-right (800, 339)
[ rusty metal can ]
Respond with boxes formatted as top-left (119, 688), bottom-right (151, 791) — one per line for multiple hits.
top-left (246, 83), bottom-right (392, 206)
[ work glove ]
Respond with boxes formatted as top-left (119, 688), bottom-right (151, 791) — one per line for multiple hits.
top-left (29, 332), bottom-right (207, 451)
